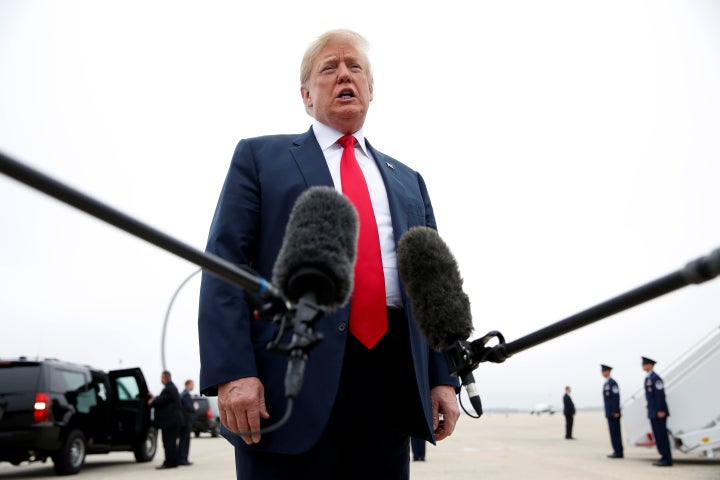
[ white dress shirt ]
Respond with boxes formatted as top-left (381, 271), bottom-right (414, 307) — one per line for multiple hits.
top-left (312, 121), bottom-right (402, 307)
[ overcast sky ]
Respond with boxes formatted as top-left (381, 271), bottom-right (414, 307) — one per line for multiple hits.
top-left (1, 0), bottom-right (719, 414)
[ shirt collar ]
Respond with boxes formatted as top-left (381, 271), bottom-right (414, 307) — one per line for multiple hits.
top-left (312, 120), bottom-right (369, 157)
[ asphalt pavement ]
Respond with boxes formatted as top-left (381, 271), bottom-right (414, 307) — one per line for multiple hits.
top-left (1, 411), bottom-right (718, 479)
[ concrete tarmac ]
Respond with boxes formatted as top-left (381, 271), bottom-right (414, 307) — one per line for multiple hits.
top-left (1, 410), bottom-right (718, 479)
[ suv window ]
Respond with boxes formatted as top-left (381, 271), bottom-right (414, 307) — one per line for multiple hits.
top-left (75, 388), bottom-right (97, 414)
top-left (95, 382), bottom-right (108, 402)
top-left (114, 375), bottom-right (140, 400)
top-left (50, 368), bottom-right (88, 393)
top-left (193, 397), bottom-right (209, 412)
top-left (0, 365), bottom-right (40, 391)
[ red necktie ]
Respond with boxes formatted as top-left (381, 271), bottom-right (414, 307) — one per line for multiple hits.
top-left (338, 135), bottom-right (388, 349)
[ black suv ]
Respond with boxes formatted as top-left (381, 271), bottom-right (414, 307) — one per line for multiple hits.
top-left (191, 395), bottom-right (221, 438)
top-left (0, 357), bottom-right (157, 475)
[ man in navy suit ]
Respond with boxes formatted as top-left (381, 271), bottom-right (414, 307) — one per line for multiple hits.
top-left (177, 379), bottom-right (195, 466)
top-left (563, 385), bottom-right (576, 439)
top-left (601, 364), bottom-right (623, 458)
top-left (198, 29), bottom-right (460, 479)
top-left (642, 356), bottom-right (672, 467)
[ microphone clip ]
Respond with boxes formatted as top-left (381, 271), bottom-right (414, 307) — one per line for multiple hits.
top-left (262, 293), bottom-right (326, 399)
top-left (264, 295), bottom-right (326, 357)
top-left (444, 330), bottom-right (508, 377)
top-left (444, 340), bottom-right (478, 378)
top-left (444, 331), bottom-right (507, 419)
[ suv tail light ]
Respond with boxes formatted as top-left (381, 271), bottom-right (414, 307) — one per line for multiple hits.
top-left (33, 392), bottom-right (51, 423)
top-left (206, 407), bottom-right (212, 420)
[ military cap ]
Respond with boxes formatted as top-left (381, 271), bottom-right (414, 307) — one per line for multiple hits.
top-left (641, 356), bottom-right (656, 365)
top-left (601, 364), bottom-right (612, 372)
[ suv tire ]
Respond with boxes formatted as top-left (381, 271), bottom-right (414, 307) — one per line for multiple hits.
top-left (133, 426), bottom-right (158, 462)
top-left (52, 429), bottom-right (86, 475)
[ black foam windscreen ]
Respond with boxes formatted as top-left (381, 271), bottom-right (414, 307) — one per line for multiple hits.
top-left (397, 226), bottom-right (473, 350)
top-left (272, 186), bottom-right (358, 310)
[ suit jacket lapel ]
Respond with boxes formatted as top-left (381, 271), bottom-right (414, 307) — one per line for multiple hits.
top-left (365, 139), bottom-right (410, 242)
top-left (289, 131), bottom-right (416, 242)
top-left (290, 127), bottom-right (335, 188)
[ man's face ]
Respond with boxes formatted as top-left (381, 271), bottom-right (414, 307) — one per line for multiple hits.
top-left (301, 40), bottom-right (373, 134)
top-left (642, 363), bottom-right (652, 373)
top-left (602, 370), bottom-right (610, 378)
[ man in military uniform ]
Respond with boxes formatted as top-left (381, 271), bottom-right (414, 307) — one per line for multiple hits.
top-left (642, 357), bottom-right (672, 467)
top-left (601, 364), bottom-right (623, 458)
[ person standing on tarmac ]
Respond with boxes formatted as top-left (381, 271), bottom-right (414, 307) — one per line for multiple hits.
top-left (601, 364), bottom-right (623, 458)
top-left (642, 356), bottom-right (672, 467)
top-left (563, 386), bottom-right (576, 439)
top-left (148, 371), bottom-right (184, 469)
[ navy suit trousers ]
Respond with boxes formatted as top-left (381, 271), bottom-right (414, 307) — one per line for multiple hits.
top-left (607, 417), bottom-right (623, 454)
top-left (650, 418), bottom-right (673, 463)
top-left (234, 308), bottom-right (425, 479)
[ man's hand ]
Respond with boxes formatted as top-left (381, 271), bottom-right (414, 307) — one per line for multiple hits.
top-left (218, 377), bottom-right (270, 445)
top-left (431, 385), bottom-right (460, 441)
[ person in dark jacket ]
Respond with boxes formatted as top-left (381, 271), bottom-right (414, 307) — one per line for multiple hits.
top-left (197, 29), bottom-right (460, 480)
top-left (563, 386), bottom-right (576, 439)
top-left (177, 379), bottom-right (196, 466)
top-left (148, 371), bottom-right (183, 469)
top-left (642, 357), bottom-right (672, 467)
top-left (410, 437), bottom-right (426, 461)
top-left (601, 364), bottom-right (623, 458)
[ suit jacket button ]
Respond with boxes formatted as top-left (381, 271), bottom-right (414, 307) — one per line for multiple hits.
top-left (337, 322), bottom-right (347, 332)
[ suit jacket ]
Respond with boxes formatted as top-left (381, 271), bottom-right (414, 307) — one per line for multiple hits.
top-left (151, 382), bottom-right (183, 429)
top-left (645, 371), bottom-right (669, 419)
top-left (198, 127), bottom-right (459, 455)
top-left (603, 377), bottom-right (621, 418)
top-left (180, 389), bottom-right (195, 427)
top-left (563, 393), bottom-right (575, 416)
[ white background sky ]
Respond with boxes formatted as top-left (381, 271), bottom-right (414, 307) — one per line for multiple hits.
top-left (1, 0), bottom-right (719, 413)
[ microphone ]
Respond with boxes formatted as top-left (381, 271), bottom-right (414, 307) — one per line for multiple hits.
top-left (397, 226), bottom-right (473, 348)
top-left (272, 186), bottom-right (358, 311)
top-left (397, 226), bottom-right (482, 416)
top-left (270, 186), bottom-right (358, 400)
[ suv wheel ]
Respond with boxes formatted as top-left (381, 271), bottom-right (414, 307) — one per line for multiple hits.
top-left (52, 429), bottom-right (86, 475)
top-left (211, 423), bottom-right (221, 438)
top-left (133, 426), bottom-right (158, 462)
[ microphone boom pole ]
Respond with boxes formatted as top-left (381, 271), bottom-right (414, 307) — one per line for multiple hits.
top-left (0, 151), bottom-right (353, 435)
top-left (465, 247), bottom-right (720, 366)
top-left (0, 150), bottom-right (285, 304)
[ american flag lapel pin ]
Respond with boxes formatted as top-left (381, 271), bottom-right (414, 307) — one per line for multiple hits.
top-left (385, 162), bottom-right (395, 170)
